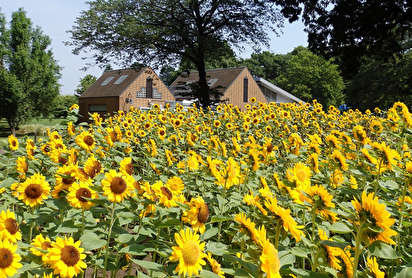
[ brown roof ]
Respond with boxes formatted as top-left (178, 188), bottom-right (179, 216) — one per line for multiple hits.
top-left (170, 67), bottom-right (246, 96)
top-left (80, 68), bottom-right (145, 98)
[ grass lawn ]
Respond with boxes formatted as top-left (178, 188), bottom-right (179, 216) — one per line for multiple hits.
top-left (0, 118), bottom-right (65, 150)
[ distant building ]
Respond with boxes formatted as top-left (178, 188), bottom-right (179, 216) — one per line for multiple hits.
top-left (79, 67), bottom-right (174, 122)
top-left (170, 67), bottom-right (303, 109)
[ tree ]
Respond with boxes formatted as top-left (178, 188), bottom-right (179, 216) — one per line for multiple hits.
top-left (0, 9), bottom-right (61, 132)
top-left (51, 94), bottom-right (78, 118)
top-left (240, 51), bottom-right (288, 83)
top-left (68, 0), bottom-right (283, 108)
top-left (75, 74), bottom-right (97, 97)
top-left (274, 47), bottom-right (345, 107)
top-left (273, 0), bottom-right (412, 80)
top-left (347, 52), bottom-right (412, 111)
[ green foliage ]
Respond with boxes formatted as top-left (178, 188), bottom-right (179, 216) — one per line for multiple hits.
top-left (347, 52), bottom-right (412, 111)
top-left (240, 51), bottom-right (288, 83)
top-left (274, 47), bottom-right (345, 107)
top-left (75, 74), bottom-right (97, 97)
top-left (0, 9), bottom-right (60, 130)
top-left (51, 94), bottom-right (78, 118)
top-left (68, 0), bottom-right (282, 108)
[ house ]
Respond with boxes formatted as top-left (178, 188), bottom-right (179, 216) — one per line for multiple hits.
top-left (169, 67), bottom-right (302, 110)
top-left (255, 77), bottom-right (304, 104)
top-left (79, 67), bottom-right (174, 121)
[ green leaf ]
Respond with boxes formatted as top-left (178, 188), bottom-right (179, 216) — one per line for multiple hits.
top-left (207, 241), bottom-right (227, 256)
top-left (131, 258), bottom-right (163, 271)
top-left (369, 241), bottom-right (399, 259)
top-left (393, 267), bottom-right (412, 278)
top-left (202, 227), bottom-right (218, 240)
top-left (278, 251), bottom-right (295, 267)
top-left (79, 231), bottom-right (106, 251)
top-left (116, 233), bottom-right (135, 244)
top-left (199, 270), bottom-right (221, 278)
top-left (209, 216), bottom-right (232, 223)
top-left (119, 244), bottom-right (146, 256)
top-left (290, 247), bottom-right (310, 257)
top-left (329, 222), bottom-right (352, 234)
top-left (320, 240), bottom-right (348, 250)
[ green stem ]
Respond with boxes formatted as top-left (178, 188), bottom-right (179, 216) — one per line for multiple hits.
top-left (274, 220), bottom-right (282, 249)
top-left (104, 203), bottom-right (116, 275)
top-left (310, 205), bottom-right (318, 271)
top-left (373, 158), bottom-right (383, 194)
top-left (80, 209), bottom-right (85, 236)
top-left (352, 225), bottom-right (365, 278)
top-left (395, 176), bottom-right (409, 259)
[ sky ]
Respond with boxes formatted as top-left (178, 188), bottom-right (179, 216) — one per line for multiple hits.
top-left (1, 0), bottom-right (307, 95)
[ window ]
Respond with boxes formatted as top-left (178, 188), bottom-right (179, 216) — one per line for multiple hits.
top-left (146, 78), bottom-right (153, 98)
top-left (89, 104), bottom-right (107, 112)
top-left (137, 88), bottom-right (146, 98)
top-left (153, 88), bottom-right (162, 99)
top-left (243, 78), bottom-right (248, 102)
top-left (113, 75), bottom-right (128, 84)
top-left (101, 76), bottom-right (114, 86)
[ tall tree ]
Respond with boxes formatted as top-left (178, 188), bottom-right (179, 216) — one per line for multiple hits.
top-left (68, 0), bottom-right (283, 108)
top-left (0, 9), bottom-right (60, 132)
top-left (274, 0), bottom-right (412, 80)
top-left (75, 74), bottom-right (97, 97)
top-left (240, 51), bottom-right (288, 83)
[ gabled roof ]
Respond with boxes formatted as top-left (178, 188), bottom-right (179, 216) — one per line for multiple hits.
top-left (81, 68), bottom-right (146, 98)
top-left (255, 77), bottom-right (304, 103)
top-left (170, 67), bottom-right (246, 97)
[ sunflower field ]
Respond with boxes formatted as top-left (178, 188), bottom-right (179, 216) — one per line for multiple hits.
top-left (0, 100), bottom-right (411, 278)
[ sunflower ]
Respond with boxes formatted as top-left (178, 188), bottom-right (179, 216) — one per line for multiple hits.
top-left (46, 236), bottom-right (87, 278)
top-left (152, 181), bottom-right (185, 208)
top-left (8, 135), bottom-right (18, 151)
top-left (286, 162), bottom-right (312, 188)
top-left (369, 120), bottom-right (383, 134)
top-left (0, 239), bottom-right (22, 278)
top-left (75, 131), bottom-right (95, 152)
top-left (101, 170), bottom-right (134, 203)
top-left (157, 127), bottom-right (166, 140)
top-left (371, 141), bottom-right (401, 171)
top-left (182, 197), bottom-right (209, 234)
top-left (30, 234), bottom-right (53, 261)
top-left (330, 149), bottom-right (348, 171)
top-left (166, 176), bottom-right (185, 195)
top-left (119, 157), bottom-right (134, 176)
top-left (234, 213), bottom-right (265, 245)
top-left (16, 156), bottom-right (28, 179)
top-left (330, 169), bottom-right (344, 188)
top-left (169, 228), bottom-right (206, 277)
top-left (187, 154), bottom-right (200, 171)
top-left (26, 139), bottom-right (36, 160)
top-left (243, 192), bottom-right (267, 216)
top-left (304, 185), bottom-right (337, 222)
top-left (318, 229), bottom-right (342, 271)
top-left (67, 122), bottom-right (76, 136)
top-left (0, 210), bottom-right (22, 243)
top-left (308, 153), bottom-right (320, 173)
top-left (17, 173), bottom-right (50, 207)
top-left (352, 191), bottom-right (397, 245)
top-left (366, 257), bottom-right (384, 278)
top-left (259, 240), bottom-right (281, 278)
top-left (67, 181), bottom-right (98, 210)
top-left (213, 120), bottom-right (221, 128)
top-left (53, 165), bottom-right (80, 198)
top-left (205, 252), bottom-right (224, 278)
top-left (264, 197), bottom-right (304, 242)
top-left (82, 155), bottom-right (103, 179)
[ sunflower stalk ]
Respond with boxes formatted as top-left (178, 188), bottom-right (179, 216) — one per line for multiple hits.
top-left (104, 202), bottom-right (116, 274)
top-left (352, 224), bottom-right (366, 278)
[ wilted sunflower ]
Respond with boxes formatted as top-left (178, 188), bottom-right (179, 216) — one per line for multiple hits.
top-left (182, 196), bottom-right (209, 234)
top-left (101, 170), bottom-right (134, 203)
top-left (259, 240), bottom-right (281, 278)
top-left (75, 131), bottom-right (95, 152)
top-left (46, 237), bottom-right (87, 278)
top-left (67, 181), bottom-right (98, 210)
top-left (169, 228), bottom-right (206, 277)
top-left (352, 191), bottom-right (397, 245)
top-left (8, 135), bottom-right (18, 151)
top-left (0, 239), bottom-right (22, 278)
top-left (17, 173), bottom-right (50, 207)
top-left (0, 210), bottom-right (22, 243)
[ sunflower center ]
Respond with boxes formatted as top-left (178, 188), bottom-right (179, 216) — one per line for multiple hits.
top-left (41, 242), bottom-right (52, 250)
top-left (125, 163), bottom-right (134, 175)
top-left (5, 218), bottom-right (18, 235)
top-left (76, 188), bottom-right (92, 202)
top-left (0, 248), bottom-right (13, 268)
top-left (197, 203), bottom-right (209, 223)
top-left (62, 174), bottom-right (75, 185)
top-left (159, 130), bottom-right (165, 136)
top-left (88, 162), bottom-right (102, 178)
top-left (182, 240), bottom-right (200, 266)
top-left (24, 184), bottom-right (43, 199)
top-left (161, 187), bottom-right (173, 200)
top-left (296, 169), bottom-right (307, 182)
top-left (61, 245), bottom-right (80, 267)
top-left (266, 144), bottom-right (274, 153)
top-left (58, 155), bottom-right (68, 165)
top-left (84, 135), bottom-right (94, 146)
top-left (110, 177), bottom-right (127, 194)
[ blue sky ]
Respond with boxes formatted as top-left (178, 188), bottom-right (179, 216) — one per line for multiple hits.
top-left (1, 1), bottom-right (307, 95)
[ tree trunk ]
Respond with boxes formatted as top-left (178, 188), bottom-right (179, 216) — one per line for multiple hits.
top-left (196, 57), bottom-right (210, 109)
